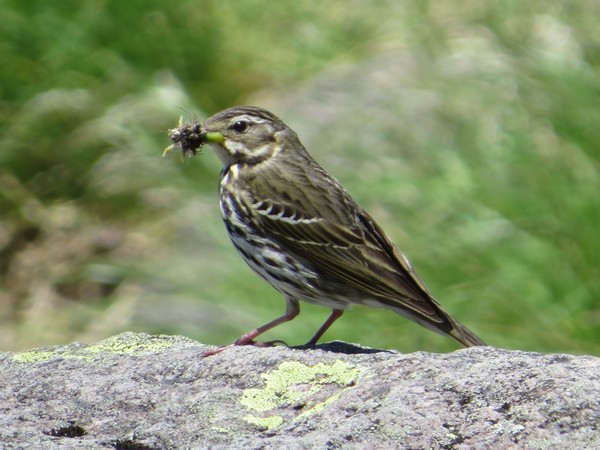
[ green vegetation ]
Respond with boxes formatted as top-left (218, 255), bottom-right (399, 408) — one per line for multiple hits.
top-left (1, 1), bottom-right (598, 354)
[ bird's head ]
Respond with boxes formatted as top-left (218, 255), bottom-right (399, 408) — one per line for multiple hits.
top-left (196, 106), bottom-right (301, 167)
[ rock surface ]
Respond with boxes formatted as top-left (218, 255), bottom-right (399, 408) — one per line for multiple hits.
top-left (1, 333), bottom-right (598, 449)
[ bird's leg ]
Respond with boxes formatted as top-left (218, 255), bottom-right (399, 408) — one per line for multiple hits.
top-left (304, 309), bottom-right (344, 347)
top-left (232, 299), bottom-right (299, 346)
top-left (202, 299), bottom-right (300, 356)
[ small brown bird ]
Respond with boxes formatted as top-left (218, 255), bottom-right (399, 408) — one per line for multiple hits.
top-left (167, 106), bottom-right (486, 354)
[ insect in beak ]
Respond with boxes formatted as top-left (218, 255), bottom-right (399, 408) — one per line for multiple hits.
top-left (164, 117), bottom-right (223, 158)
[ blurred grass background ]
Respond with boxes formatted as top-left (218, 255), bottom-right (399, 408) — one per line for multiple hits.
top-left (0, 0), bottom-right (598, 354)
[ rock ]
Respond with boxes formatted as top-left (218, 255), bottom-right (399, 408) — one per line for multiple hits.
top-left (1, 333), bottom-right (598, 449)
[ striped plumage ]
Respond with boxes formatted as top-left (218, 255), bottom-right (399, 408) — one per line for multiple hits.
top-left (185, 106), bottom-right (485, 353)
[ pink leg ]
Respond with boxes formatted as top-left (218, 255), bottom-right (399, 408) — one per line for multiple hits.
top-left (234, 298), bottom-right (299, 345)
top-left (305, 309), bottom-right (344, 347)
top-left (203, 298), bottom-right (300, 356)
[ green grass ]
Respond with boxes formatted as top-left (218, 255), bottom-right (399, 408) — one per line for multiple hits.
top-left (0, 1), bottom-right (598, 355)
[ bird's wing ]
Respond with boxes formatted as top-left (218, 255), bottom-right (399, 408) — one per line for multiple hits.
top-left (248, 195), bottom-right (445, 324)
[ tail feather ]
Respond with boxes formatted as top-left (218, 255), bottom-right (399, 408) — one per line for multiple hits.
top-left (449, 319), bottom-right (486, 347)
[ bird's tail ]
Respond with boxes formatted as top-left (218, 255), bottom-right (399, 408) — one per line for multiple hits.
top-left (448, 318), bottom-right (486, 347)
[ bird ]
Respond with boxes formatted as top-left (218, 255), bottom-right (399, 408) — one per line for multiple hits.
top-left (166, 105), bottom-right (486, 354)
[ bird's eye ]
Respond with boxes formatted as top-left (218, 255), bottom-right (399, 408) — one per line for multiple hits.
top-left (231, 120), bottom-right (249, 133)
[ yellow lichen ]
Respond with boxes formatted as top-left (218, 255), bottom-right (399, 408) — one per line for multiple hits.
top-left (12, 351), bottom-right (56, 364)
top-left (241, 360), bottom-right (363, 430)
top-left (12, 333), bottom-right (179, 363)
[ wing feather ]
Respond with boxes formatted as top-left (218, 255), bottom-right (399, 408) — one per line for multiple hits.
top-left (248, 194), bottom-right (443, 322)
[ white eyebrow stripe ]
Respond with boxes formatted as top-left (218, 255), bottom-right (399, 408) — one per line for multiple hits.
top-left (234, 114), bottom-right (269, 125)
